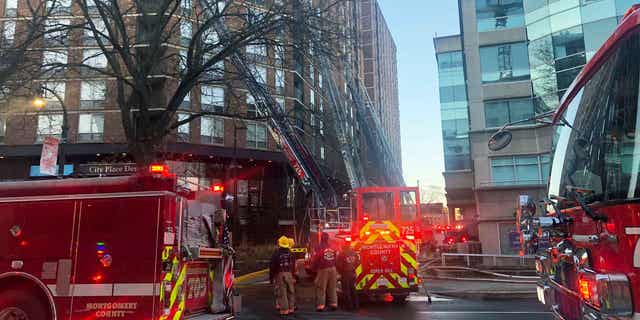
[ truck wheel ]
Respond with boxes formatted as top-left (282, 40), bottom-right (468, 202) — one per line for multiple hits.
top-left (0, 288), bottom-right (50, 320)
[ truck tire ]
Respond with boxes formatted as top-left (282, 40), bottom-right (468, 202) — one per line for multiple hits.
top-left (0, 288), bottom-right (50, 320)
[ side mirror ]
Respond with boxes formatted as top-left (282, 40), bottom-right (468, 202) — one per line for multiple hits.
top-left (488, 130), bottom-right (513, 151)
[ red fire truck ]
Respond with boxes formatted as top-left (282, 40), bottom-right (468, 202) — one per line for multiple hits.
top-left (490, 5), bottom-right (640, 319)
top-left (0, 166), bottom-right (235, 320)
top-left (349, 186), bottom-right (421, 302)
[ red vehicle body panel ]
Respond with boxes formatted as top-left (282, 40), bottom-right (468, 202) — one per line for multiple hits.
top-left (0, 175), bottom-right (230, 319)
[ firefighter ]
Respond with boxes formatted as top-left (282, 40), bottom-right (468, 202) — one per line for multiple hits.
top-left (336, 241), bottom-right (360, 310)
top-left (312, 232), bottom-right (338, 312)
top-left (269, 236), bottom-right (296, 316)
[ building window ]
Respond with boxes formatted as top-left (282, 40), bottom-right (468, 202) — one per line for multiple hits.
top-left (275, 97), bottom-right (285, 112)
top-left (44, 19), bottom-right (70, 46)
top-left (177, 113), bottom-right (190, 142)
top-left (246, 94), bottom-right (262, 118)
top-left (476, 0), bottom-right (524, 32)
top-left (480, 42), bottom-right (530, 83)
top-left (490, 154), bottom-right (550, 186)
top-left (5, 0), bottom-right (17, 17)
top-left (552, 26), bottom-right (586, 73)
top-left (274, 45), bottom-right (285, 65)
top-left (0, 117), bottom-right (5, 143)
top-left (80, 81), bottom-right (106, 108)
top-left (275, 69), bottom-right (285, 94)
top-left (178, 49), bottom-right (188, 74)
top-left (180, 20), bottom-right (192, 46)
top-left (2, 21), bottom-right (15, 46)
top-left (246, 43), bottom-right (267, 62)
top-left (46, 0), bottom-right (71, 15)
top-left (42, 81), bottom-right (66, 108)
top-left (200, 86), bottom-right (224, 112)
top-left (252, 65), bottom-right (267, 84)
top-left (180, 91), bottom-right (191, 109)
top-left (246, 122), bottom-right (267, 149)
top-left (36, 114), bottom-right (63, 142)
top-left (181, 0), bottom-right (192, 16)
top-left (84, 18), bottom-right (107, 45)
top-left (484, 98), bottom-right (534, 128)
top-left (320, 146), bottom-right (325, 160)
top-left (82, 49), bottom-right (107, 72)
top-left (42, 50), bottom-right (67, 75)
top-left (319, 119), bottom-right (324, 136)
top-left (200, 116), bottom-right (223, 144)
top-left (203, 59), bottom-right (224, 80)
top-left (78, 113), bottom-right (104, 142)
top-left (309, 89), bottom-right (315, 108)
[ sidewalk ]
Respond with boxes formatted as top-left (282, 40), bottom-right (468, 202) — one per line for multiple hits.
top-left (423, 278), bottom-right (537, 300)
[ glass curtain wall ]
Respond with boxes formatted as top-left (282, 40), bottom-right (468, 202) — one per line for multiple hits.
top-left (437, 51), bottom-right (471, 171)
top-left (524, 0), bottom-right (632, 111)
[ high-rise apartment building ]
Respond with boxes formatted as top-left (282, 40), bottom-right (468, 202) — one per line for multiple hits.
top-left (0, 0), bottom-right (397, 243)
top-left (358, 0), bottom-right (401, 170)
top-left (434, 0), bottom-right (637, 255)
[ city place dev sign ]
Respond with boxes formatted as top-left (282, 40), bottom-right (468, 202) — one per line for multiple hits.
top-left (77, 163), bottom-right (138, 176)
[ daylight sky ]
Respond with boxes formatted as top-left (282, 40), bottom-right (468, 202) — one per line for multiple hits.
top-left (377, 0), bottom-right (460, 190)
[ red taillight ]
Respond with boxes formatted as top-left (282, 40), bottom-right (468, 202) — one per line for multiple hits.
top-left (605, 221), bottom-right (616, 233)
top-left (212, 184), bottom-right (224, 192)
top-left (579, 278), bottom-right (592, 301)
top-left (150, 164), bottom-right (169, 175)
top-left (92, 273), bottom-right (104, 282)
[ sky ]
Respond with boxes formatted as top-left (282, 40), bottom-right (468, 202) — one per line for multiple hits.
top-left (377, 0), bottom-right (460, 192)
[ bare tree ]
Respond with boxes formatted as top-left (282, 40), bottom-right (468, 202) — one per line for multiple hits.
top-left (59, 0), bottom-right (347, 165)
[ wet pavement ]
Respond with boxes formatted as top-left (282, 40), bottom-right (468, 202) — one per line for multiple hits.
top-left (235, 280), bottom-right (553, 320)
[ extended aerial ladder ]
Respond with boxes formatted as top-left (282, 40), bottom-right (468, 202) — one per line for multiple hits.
top-left (214, 20), bottom-right (338, 209)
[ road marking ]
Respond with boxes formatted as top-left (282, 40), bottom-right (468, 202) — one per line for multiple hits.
top-left (407, 295), bottom-right (452, 302)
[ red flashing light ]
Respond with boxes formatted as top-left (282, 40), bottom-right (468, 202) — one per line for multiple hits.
top-left (579, 278), bottom-right (592, 301)
top-left (211, 184), bottom-right (224, 193)
top-left (405, 235), bottom-right (415, 240)
top-left (19, 240), bottom-right (28, 247)
top-left (149, 164), bottom-right (169, 175)
top-left (345, 236), bottom-right (352, 242)
top-left (605, 222), bottom-right (616, 233)
top-left (446, 225), bottom-right (452, 231)
top-left (383, 294), bottom-right (394, 303)
top-left (455, 224), bottom-right (463, 230)
top-left (363, 215), bottom-right (370, 222)
top-left (92, 273), bottom-right (104, 282)
top-left (445, 237), bottom-right (455, 245)
top-left (365, 231), bottom-right (371, 236)
top-left (460, 235), bottom-right (468, 243)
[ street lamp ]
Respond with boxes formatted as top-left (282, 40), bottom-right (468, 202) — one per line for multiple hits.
top-left (32, 89), bottom-right (69, 178)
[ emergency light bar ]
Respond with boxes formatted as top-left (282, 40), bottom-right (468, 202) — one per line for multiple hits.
top-left (149, 164), bottom-right (169, 175)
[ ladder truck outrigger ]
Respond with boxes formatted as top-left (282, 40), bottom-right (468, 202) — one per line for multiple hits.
top-left (490, 5), bottom-right (640, 319)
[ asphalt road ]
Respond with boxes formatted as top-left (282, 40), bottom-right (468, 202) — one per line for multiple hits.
top-left (236, 281), bottom-right (553, 320)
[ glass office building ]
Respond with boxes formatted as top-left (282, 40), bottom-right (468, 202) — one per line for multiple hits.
top-left (525, 0), bottom-right (638, 111)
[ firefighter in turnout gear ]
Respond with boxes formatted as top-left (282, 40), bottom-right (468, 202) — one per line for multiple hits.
top-left (312, 232), bottom-right (338, 312)
top-left (269, 236), bottom-right (296, 316)
top-left (337, 242), bottom-right (360, 310)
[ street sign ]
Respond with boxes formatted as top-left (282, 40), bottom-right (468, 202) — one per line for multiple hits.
top-left (39, 136), bottom-right (59, 176)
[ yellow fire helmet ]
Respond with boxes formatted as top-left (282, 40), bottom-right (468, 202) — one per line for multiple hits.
top-left (278, 236), bottom-right (290, 248)
top-left (287, 237), bottom-right (295, 248)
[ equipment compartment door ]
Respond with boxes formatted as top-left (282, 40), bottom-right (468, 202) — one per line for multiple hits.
top-left (71, 196), bottom-right (162, 319)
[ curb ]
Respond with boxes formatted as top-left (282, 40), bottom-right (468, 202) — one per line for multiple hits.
top-left (430, 290), bottom-right (537, 300)
top-left (234, 269), bottom-right (269, 284)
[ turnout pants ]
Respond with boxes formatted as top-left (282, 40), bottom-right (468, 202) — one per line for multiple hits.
top-left (275, 272), bottom-right (295, 313)
top-left (315, 267), bottom-right (338, 309)
top-left (340, 274), bottom-right (358, 310)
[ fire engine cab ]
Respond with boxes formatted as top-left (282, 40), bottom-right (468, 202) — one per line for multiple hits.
top-left (0, 166), bottom-right (235, 320)
top-left (491, 5), bottom-right (640, 319)
top-left (349, 186), bottom-right (421, 302)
